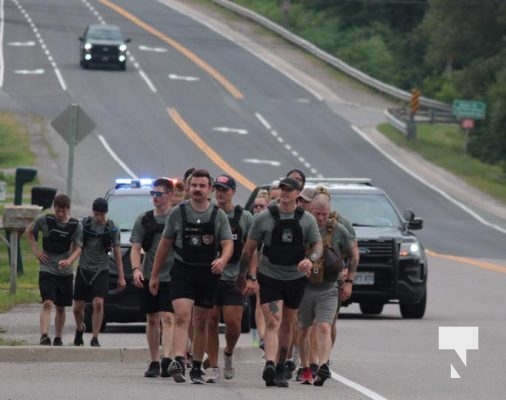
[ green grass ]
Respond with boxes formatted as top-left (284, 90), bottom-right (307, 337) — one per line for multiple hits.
top-left (0, 112), bottom-right (41, 325)
top-left (379, 123), bottom-right (506, 203)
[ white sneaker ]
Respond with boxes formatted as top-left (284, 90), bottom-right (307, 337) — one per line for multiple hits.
top-left (223, 351), bottom-right (235, 379)
top-left (205, 367), bottom-right (220, 383)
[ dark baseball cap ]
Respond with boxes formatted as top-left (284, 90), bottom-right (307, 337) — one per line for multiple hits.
top-left (213, 174), bottom-right (236, 190)
top-left (92, 197), bottom-right (108, 213)
top-left (278, 177), bottom-right (301, 191)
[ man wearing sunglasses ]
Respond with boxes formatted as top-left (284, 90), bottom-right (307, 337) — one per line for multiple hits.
top-left (130, 177), bottom-right (175, 378)
top-left (149, 169), bottom-right (233, 384)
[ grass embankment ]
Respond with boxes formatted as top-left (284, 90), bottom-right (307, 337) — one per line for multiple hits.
top-left (0, 112), bottom-right (40, 320)
top-left (378, 123), bottom-right (506, 203)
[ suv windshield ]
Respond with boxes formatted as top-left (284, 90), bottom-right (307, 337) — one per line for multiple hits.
top-left (106, 194), bottom-right (152, 231)
top-left (88, 28), bottom-right (122, 41)
top-left (332, 194), bottom-right (402, 228)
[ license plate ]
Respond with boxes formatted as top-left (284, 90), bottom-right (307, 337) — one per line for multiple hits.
top-left (355, 272), bottom-right (374, 285)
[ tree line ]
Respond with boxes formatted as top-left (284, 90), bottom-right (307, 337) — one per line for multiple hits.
top-left (232, 0), bottom-right (506, 167)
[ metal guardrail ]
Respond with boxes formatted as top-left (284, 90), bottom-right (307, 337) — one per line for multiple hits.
top-left (212, 0), bottom-right (452, 112)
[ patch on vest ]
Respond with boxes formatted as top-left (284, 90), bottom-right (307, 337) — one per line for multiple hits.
top-left (190, 235), bottom-right (202, 246)
top-left (281, 229), bottom-right (294, 243)
top-left (202, 235), bottom-right (215, 245)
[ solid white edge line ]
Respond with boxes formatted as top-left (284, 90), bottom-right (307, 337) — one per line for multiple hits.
top-left (351, 125), bottom-right (506, 235)
top-left (97, 135), bottom-right (137, 179)
top-left (331, 370), bottom-right (389, 400)
top-left (138, 69), bottom-right (157, 92)
top-left (0, 0), bottom-right (4, 87)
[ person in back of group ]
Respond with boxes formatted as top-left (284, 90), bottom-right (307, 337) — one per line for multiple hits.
top-left (240, 177), bottom-right (322, 388)
top-left (149, 169), bottom-right (233, 385)
top-left (73, 197), bottom-right (126, 347)
top-left (25, 194), bottom-right (82, 346)
top-left (130, 177), bottom-right (175, 378)
top-left (204, 174), bottom-right (254, 383)
top-left (249, 190), bottom-right (269, 348)
top-left (297, 194), bottom-right (355, 386)
top-left (268, 180), bottom-right (282, 202)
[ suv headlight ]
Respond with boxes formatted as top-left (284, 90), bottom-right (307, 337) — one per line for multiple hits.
top-left (399, 241), bottom-right (421, 258)
top-left (119, 44), bottom-right (127, 52)
top-left (84, 43), bottom-right (92, 51)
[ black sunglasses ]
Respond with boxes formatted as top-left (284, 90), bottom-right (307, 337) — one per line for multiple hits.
top-left (150, 190), bottom-right (167, 198)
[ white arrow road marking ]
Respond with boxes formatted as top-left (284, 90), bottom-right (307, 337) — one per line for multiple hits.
top-left (168, 74), bottom-right (200, 81)
top-left (138, 45), bottom-right (167, 52)
top-left (14, 69), bottom-right (44, 74)
top-left (213, 127), bottom-right (248, 135)
top-left (243, 158), bottom-right (281, 166)
top-left (8, 41), bottom-right (36, 46)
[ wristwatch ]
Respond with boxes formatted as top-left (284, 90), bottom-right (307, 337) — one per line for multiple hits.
top-left (308, 256), bottom-right (316, 264)
top-left (246, 274), bottom-right (257, 281)
top-left (344, 279), bottom-right (354, 284)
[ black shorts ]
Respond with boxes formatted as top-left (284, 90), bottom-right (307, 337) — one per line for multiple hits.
top-left (73, 267), bottom-right (109, 301)
top-left (170, 260), bottom-right (219, 309)
top-left (258, 273), bottom-right (308, 310)
top-left (141, 280), bottom-right (174, 314)
top-left (213, 280), bottom-right (244, 307)
top-left (39, 271), bottom-right (73, 307)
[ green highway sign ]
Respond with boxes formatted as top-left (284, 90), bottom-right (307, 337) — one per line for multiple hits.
top-left (452, 100), bottom-right (486, 120)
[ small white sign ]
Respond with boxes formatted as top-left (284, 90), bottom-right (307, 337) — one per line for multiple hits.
top-left (0, 181), bottom-right (6, 201)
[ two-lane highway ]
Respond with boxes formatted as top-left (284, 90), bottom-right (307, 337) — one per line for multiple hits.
top-left (1, 0), bottom-right (505, 398)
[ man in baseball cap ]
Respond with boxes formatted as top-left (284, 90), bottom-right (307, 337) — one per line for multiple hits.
top-left (213, 174), bottom-right (236, 191)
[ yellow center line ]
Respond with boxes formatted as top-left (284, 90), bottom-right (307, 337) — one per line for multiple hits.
top-left (427, 250), bottom-right (506, 274)
top-left (168, 108), bottom-right (256, 191)
top-left (97, 0), bottom-right (244, 99)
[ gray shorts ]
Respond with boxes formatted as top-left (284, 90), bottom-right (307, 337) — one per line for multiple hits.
top-left (298, 285), bottom-right (338, 327)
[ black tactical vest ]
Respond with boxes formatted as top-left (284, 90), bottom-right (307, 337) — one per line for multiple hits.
top-left (262, 205), bottom-right (305, 265)
top-left (42, 215), bottom-right (79, 254)
top-left (228, 205), bottom-right (244, 263)
top-left (82, 217), bottom-right (114, 253)
top-left (141, 210), bottom-right (165, 251)
top-left (175, 203), bottom-right (219, 264)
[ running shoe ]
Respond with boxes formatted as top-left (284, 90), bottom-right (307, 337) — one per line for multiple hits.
top-left (73, 323), bottom-right (85, 346)
top-left (204, 367), bottom-right (220, 383)
top-left (313, 363), bottom-right (330, 387)
top-left (274, 363), bottom-right (289, 388)
top-left (262, 363), bottom-right (276, 387)
top-left (144, 361), bottom-right (160, 378)
top-left (160, 357), bottom-right (171, 378)
top-left (284, 360), bottom-right (295, 380)
top-left (223, 351), bottom-right (235, 379)
top-left (52, 337), bottom-right (63, 346)
top-left (300, 367), bottom-right (314, 385)
top-left (167, 359), bottom-right (186, 383)
top-left (189, 368), bottom-right (205, 384)
top-left (90, 337), bottom-right (101, 347)
top-left (40, 334), bottom-right (51, 346)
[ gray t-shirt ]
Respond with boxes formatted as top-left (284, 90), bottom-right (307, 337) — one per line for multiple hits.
top-left (248, 206), bottom-right (321, 280)
top-left (162, 201), bottom-right (233, 267)
top-left (30, 214), bottom-right (83, 276)
top-left (221, 207), bottom-right (254, 282)
top-left (130, 210), bottom-right (172, 282)
top-left (79, 217), bottom-right (121, 272)
top-left (337, 214), bottom-right (356, 240)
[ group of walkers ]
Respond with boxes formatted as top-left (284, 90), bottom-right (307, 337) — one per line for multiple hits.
top-left (26, 167), bottom-right (358, 388)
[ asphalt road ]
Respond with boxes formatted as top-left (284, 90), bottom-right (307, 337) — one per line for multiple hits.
top-left (0, 1), bottom-right (505, 399)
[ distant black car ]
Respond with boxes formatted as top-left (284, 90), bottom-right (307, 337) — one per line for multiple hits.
top-left (79, 24), bottom-right (130, 70)
top-left (245, 178), bottom-right (428, 319)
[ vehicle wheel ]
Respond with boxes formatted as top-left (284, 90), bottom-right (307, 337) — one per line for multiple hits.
top-left (84, 303), bottom-right (107, 332)
top-left (80, 60), bottom-right (88, 69)
top-left (400, 291), bottom-right (426, 319)
top-left (359, 303), bottom-right (384, 315)
top-left (119, 63), bottom-right (126, 71)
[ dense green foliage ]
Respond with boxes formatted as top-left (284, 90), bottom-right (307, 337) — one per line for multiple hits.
top-left (233, 0), bottom-right (505, 166)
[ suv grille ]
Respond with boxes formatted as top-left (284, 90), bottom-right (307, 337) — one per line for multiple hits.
top-left (91, 45), bottom-right (120, 57)
top-left (357, 239), bottom-right (396, 290)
